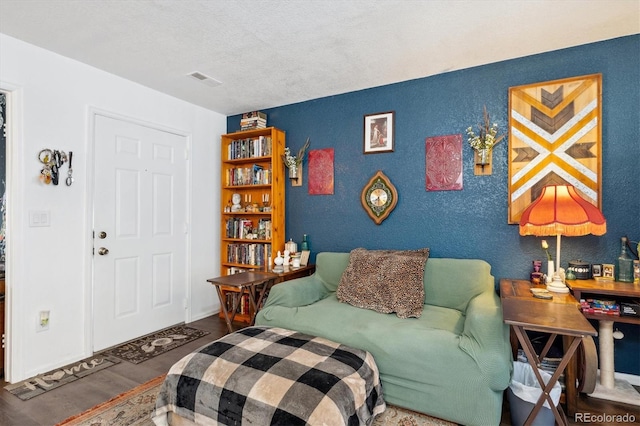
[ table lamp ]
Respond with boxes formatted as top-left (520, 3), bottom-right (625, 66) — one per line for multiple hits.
top-left (519, 184), bottom-right (606, 293)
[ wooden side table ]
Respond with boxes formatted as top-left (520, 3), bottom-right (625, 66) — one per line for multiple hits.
top-left (208, 271), bottom-right (278, 333)
top-left (500, 279), bottom-right (597, 426)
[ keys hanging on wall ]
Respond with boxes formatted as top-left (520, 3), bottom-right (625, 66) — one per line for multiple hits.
top-left (38, 148), bottom-right (72, 186)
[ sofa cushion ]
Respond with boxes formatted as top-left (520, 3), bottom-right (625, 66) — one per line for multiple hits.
top-left (336, 248), bottom-right (429, 318)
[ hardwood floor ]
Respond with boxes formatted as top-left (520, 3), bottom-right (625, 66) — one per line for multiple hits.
top-left (1, 315), bottom-right (637, 425)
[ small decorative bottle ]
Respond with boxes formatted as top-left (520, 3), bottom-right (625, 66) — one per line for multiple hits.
top-left (615, 236), bottom-right (634, 283)
top-left (301, 234), bottom-right (310, 251)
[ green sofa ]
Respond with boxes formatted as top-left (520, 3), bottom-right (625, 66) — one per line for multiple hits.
top-left (256, 252), bottom-right (513, 426)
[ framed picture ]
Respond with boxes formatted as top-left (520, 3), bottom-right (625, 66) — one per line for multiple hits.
top-left (591, 264), bottom-right (602, 277)
top-left (300, 250), bottom-right (311, 267)
top-left (507, 74), bottom-right (602, 224)
top-left (364, 111), bottom-right (394, 154)
top-left (602, 264), bottom-right (614, 279)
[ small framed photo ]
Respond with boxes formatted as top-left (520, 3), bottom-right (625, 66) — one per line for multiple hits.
top-left (364, 111), bottom-right (394, 154)
top-left (300, 250), bottom-right (311, 267)
top-left (602, 263), bottom-right (615, 280)
top-left (591, 264), bottom-right (602, 277)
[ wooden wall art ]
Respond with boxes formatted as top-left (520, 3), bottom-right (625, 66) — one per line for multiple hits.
top-left (308, 148), bottom-right (334, 195)
top-left (425, 134), bottom-right (463, 191)
top-left (508, 74), bottom-right (602, 224)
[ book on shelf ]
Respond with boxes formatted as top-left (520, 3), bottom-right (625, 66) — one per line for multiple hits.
top-left (242, 111), bottom-right (267, 120)
top-left (227, 136), bottom-right (272, 160)
top-left (240, 118), bottom-right (267, 129)
top-left (580, 298), bottom-right (620, 315)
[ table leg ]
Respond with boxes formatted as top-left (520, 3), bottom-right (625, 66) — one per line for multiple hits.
top-left (513, 326), bottom-right (583, 426)
top-left (215, 285), bottom-right (242, 333)
top-left (215, 286), bottom-right (233, 333)
top-left (564, 335), bottom-right (577, 417)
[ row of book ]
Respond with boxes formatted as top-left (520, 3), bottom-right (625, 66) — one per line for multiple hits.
top-left (579, 298), bottom-right (620, 316)
top-left (225, 218), bottom-right (272, 240)
top-left (226, 243), bottom-right (271, 266)
top-left (225, 165), bottom-right (272, 186)
top-left (240, 111), bottom-right (267, 131)
top-left (227, 136), bottom-right (272, 160)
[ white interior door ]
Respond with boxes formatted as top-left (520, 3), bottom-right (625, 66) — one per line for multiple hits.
top-left (93, 115), bottom-right (188, 352)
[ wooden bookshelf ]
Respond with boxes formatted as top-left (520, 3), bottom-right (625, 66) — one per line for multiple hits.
top-left (219, 127), bottom-right (286, 323)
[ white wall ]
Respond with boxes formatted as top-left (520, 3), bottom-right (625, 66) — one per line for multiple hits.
top-left (0, 34), bottom-right (223, 382)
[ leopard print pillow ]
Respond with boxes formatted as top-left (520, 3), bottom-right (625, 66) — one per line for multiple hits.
top-left (337, 248), bottom-right (429, 318)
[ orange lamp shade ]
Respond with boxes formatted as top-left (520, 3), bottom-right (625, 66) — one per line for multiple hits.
top-left (519, 185), bottom-right (606, 237)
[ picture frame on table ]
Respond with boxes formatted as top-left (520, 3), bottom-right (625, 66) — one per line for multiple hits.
top-left (300, 250), bottom-right (311, 267)
top-left (599, 263), bottom-right (615, 281)
top-left (591, 264), bottom-right (602, 278)
top-left (364, 111), bottom-right (394, 154)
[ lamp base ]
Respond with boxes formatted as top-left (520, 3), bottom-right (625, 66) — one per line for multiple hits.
top-left (547, 276), bottom-right (570, 293)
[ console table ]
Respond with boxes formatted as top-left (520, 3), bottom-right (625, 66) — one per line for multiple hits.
top-left (500, 279), bottom-right (597, 425)
top-left (566, 279), bottom-right (640, 392)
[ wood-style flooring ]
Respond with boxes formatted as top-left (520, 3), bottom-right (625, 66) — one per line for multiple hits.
top-left (0, 315), bottom-right (638, 425)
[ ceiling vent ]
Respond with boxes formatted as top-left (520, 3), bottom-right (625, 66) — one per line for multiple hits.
top-left (187, 71), bottom-right (222, 88)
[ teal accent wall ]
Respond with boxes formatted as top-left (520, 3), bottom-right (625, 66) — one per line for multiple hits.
top-left (229, 35), bottom-right (640, 375)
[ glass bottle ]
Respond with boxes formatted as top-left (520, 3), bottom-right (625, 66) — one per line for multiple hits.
top-left (615, 236), bottom-right (634, 283)
top-left (301, 234), bottom-right (310, 251)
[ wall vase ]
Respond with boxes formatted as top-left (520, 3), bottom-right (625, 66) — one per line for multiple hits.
top-left (288, 165), bottom-right (298, 180)
top-left (475, 148), bottom-right (491, 166)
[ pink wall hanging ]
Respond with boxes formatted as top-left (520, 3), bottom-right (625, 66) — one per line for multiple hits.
top-left (425, 134), bottom-right (463, 191)
top-left (308, 148), bottom-right (334, 195)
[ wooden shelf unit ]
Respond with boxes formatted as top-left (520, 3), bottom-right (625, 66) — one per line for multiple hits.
top-left (219, 127), bottom-right (286, 323)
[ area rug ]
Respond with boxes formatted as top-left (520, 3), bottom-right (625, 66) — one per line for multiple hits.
top-left (57, 375), bottom-right (456, 426)
top-left (101, 325), bottom-right (210, 364)
top-left (4, 355), bottom-right (121, 401)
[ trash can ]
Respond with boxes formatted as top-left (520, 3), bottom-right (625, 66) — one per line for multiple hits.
top-left (507, 361), bottom-right (562, 426)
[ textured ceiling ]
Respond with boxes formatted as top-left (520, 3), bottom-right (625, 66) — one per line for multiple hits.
top-left (1, 0), bottom-right (638, 115)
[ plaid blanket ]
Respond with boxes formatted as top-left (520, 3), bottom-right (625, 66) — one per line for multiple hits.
top-left (152, 326), bottom-right (385, 426)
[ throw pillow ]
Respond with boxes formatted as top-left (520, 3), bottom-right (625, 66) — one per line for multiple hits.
top-left (336, 248), bottom-right (429, 318)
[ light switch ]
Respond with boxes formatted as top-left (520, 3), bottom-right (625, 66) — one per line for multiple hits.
top-left (29, 210), bottom-right (51, 227)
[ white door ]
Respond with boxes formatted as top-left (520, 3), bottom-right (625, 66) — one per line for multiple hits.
top-left (93, 115), bottom-right (188, 352)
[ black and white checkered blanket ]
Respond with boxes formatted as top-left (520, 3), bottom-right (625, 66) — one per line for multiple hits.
top-left (152, 326), bottom-right (385, 426)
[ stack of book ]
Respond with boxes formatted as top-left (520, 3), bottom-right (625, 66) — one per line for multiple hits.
top-left (240, 111), bottom-right (267, 131)
top-left (580, 298), bottom-right (620, 316)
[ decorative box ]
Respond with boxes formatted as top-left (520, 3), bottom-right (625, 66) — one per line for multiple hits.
top-left (620, 300), bottom-right (640, 317)
top-left (567, 260), bottom-right (591, 279)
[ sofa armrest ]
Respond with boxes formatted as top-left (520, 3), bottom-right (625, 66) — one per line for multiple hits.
top-left (262, 275), bottom-right (330, 309)
top-left (459, 290), bottom-right (513, 391)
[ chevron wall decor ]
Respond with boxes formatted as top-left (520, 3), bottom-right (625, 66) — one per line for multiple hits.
top-left (507, 74), bottom-right (602, 224)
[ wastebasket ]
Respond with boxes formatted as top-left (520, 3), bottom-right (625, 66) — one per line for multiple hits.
top-left (507, 361), bottom-right (562, 426)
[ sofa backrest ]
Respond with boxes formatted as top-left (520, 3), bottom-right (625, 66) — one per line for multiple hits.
top-left (423, 258), bottom-right (493, 312)
top-left (314, 252), bottom-right (493, 312)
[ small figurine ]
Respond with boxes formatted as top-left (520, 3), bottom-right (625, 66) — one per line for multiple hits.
top-left (231, 193), bottom-right (242, 212)
top-left (530, 260), bottom-right (543, 284)
top-left (273, 251), bottom-right (284, 266)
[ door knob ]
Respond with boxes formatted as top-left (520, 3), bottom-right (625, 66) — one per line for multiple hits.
top-left (98, 247), bottom-right (109, 255)
top-left (98, 231), bottom-right (107, 239)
